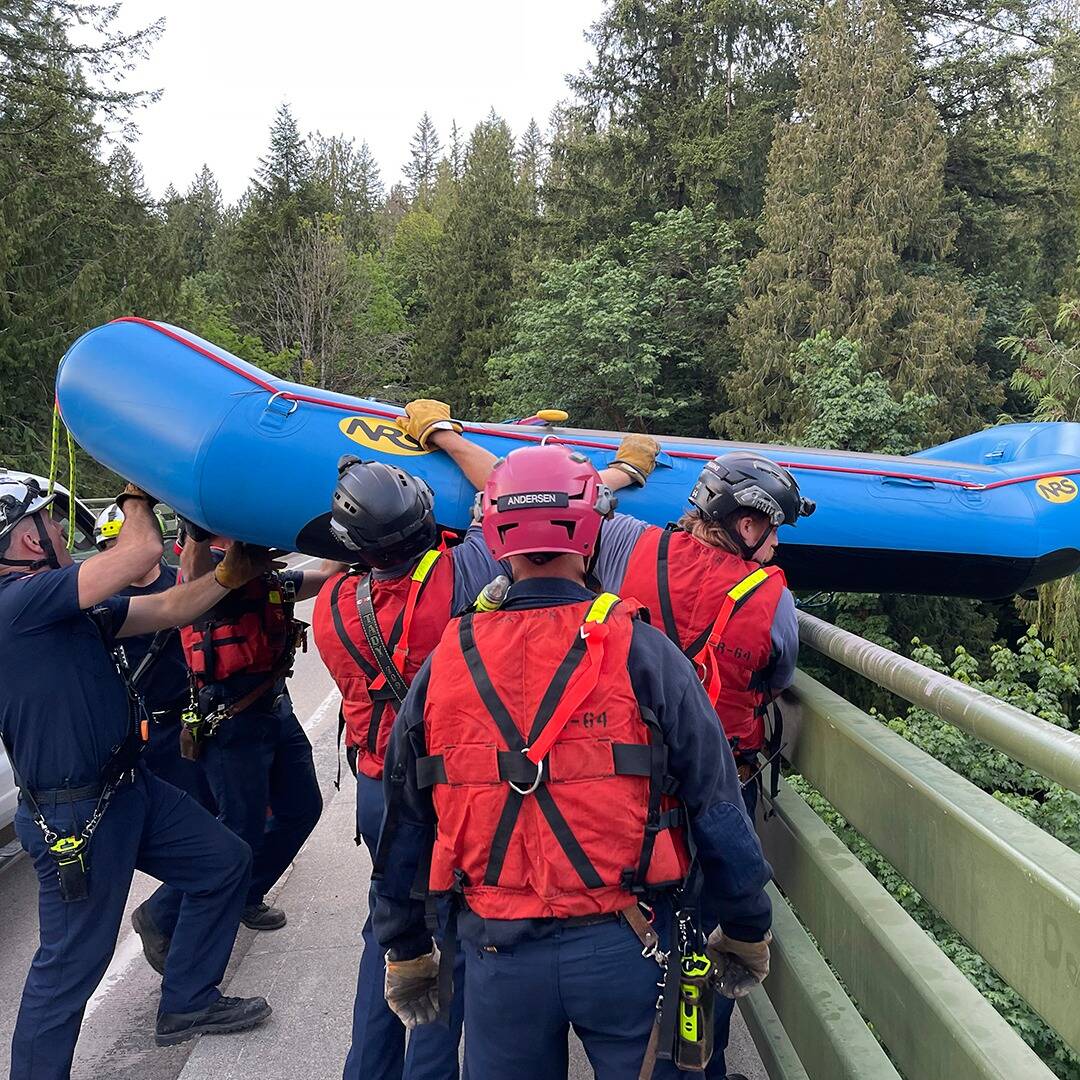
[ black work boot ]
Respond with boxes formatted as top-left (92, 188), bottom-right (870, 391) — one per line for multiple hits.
top-left (155, 995), bottom-right (272, 1046)
top-left (241, 902), bottom-right (287, 931)
top-left (131, 901), bottom-right (169, 976)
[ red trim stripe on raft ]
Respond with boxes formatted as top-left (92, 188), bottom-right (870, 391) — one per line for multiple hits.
top-left (111, 317), bottom-right (1080, 495)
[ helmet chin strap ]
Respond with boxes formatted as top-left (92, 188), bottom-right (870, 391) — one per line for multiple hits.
top-left (722, 521), bottom-right (771, 562)
top-left (0, 513), bottom-right (61, 571)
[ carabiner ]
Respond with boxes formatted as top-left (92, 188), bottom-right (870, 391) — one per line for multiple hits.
top-left (508, 748), bottom-right (544, 796)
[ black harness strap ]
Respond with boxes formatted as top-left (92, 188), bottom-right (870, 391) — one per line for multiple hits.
top-left (629, 706), bottom-right (670, 892)
top-left (416, 742), bottom-right (664, 788)
top-left (458, 614), bottom-right (528, 886)
top-left (528, 633), bottom-right (588, 744)
top-left (329, 573), bottom-right (379, 681)
top-left (655, 529), bottom-right (679, 643)
top-left (356, 573), bottom-right (411, 703)
top-left (534, 786), bottom-right (604, 889)
top-left (457, 613), bottom-right (605, 891)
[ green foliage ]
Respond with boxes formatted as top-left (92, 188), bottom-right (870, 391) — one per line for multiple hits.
top-left (387, 210), bottom-right (444, 321)
top-left (546, 0), bottom-right (803, 249)
top-left (0, 2), bottom-right (173, 485)
top-left (411, 114), bottom-right (530, 407)
top-left (726, 0), bottom-right (992, 445)
top-left (791, 333), bottom-right (938, 454)
top-left (795, 621), bottom-right (1080, 1073)
top-left (999, 299), bottom-right (1080, 659)
top-left (490, 206), bottom-right (742, 431)
top-left (175, 276), bottom-right (297, 376)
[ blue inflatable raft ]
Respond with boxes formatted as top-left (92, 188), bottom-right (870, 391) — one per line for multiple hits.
top-left (55, 318), bottom-right (1080, 600)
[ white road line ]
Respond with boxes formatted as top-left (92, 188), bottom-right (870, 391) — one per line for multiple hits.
top-left (303, 689), bottom-right (341, 734)
top-left (287, 554), bottom-right (320, 570)
top-left (83, 928), bottom-right (145, 1020)
top-left (79, 686), bottom-right (340, 1017)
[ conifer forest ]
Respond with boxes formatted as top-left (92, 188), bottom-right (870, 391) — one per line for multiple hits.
top-left (2, 2), bottom-right (1080, 1069)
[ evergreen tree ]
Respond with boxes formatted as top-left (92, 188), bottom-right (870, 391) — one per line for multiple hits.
top-left (546, 0), bottom-right (803, 250)
top-left (164, 164), bottom-right (222, 277)
top-left (256, 103), bottom-right (312, 197)
top-left (404, 111), bottom-right (442, 205)
top-left (0, 2), bottom-right (171, 479)
top-left (725, 0), bottom-right (992, 445)
top-left (310, 132), bottom-right (384, 249)
top-left (412, 115), bottom-right (519, 406)
top-left (517, 118), bottom-right (544, 216)
top-left (449, 120), bottom-right (464, 180)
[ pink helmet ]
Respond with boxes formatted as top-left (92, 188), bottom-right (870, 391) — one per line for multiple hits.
top-left (480, 444), bottom-right (615, 560)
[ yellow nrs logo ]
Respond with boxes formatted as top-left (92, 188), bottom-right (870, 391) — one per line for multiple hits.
top-left (338, 416), bottom-right (431, 457)
top-left (1035, 476), bottom-right (1079, 504)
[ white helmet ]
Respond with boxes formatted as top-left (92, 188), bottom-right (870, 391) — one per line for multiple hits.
top-left (93, 502), bottom-right (167, 549)
top-left (0, 475), bottom-right (58, 568)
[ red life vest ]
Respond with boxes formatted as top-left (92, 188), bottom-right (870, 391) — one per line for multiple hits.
top-left (621, 527), bottom-right (785, 753)
top-left (180, 573), bottom-right (297, 688)
top-left (312, 550), bottom-right (454, 780)
top-left (418, 594), bottom-right (690, 921)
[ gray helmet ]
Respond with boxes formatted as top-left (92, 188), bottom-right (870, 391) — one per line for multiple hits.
top-left (329, 456), bottom-right (437, 569)
top-left (0, 475), bottom-right (58, 568)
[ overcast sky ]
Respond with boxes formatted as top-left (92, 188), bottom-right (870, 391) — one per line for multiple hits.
top-left (114, 0), bottom-right (608, 203)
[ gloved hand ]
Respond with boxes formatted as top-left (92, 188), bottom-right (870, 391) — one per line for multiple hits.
top-left (177, 516), bottom-right (213, 543)
top-left (384, 948), bottom-right (441, 1028)
top-left (213, 543), bottom-right (280, 590)
top-left (707, 929), bottom-right (772, 999)
top-left (115, 483), bottom-right (158, 511)
top-left (395, 399), bottom-right (462, 449)
top-left (610, 434), bottom-right (661, 486)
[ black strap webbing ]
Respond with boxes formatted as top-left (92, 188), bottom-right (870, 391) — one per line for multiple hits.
top-left (328, 574), bottom-right (378, 681)
top-left (416, 742), bottom-right (665, 789)
top-left (356, 573), bottom-right (411, 702)
top-left (129, 627), bottom-right (175, 690)
top-left (457, 614), bottom-right (607, 890)
top-left (655, 529), bottom-right (679, 643)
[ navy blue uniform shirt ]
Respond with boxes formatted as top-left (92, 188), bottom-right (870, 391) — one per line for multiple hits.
top-left (0, 564), bottom-right (131, 791)
top-left (373, 576), bottom-right (773, 960)
top-left (117, 562), bottom-right (189, 710)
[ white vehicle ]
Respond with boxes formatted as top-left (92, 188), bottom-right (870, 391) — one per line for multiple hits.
top-left (0, 468), bottom-right (98, 830)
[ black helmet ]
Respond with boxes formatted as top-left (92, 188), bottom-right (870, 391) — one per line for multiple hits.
top-left (690, 452), bottom-right (815, 530)
top-left (329, 456), bottom-right (437, 569)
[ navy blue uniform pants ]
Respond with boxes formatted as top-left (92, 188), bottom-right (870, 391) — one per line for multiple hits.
top-left (141, 707), bottom-right (215, 810)
top-left (462, 917), bottom-right (728, 1080)
top-left (148, 693), bottom-right (322, 934)
top-left (343, 771), bottom-right (463, 1080)
top-left (11, 767), bottom-right (251, 1080)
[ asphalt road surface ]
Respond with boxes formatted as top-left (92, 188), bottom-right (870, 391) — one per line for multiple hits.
top-left (0, 557), bottom-right (767, 1079)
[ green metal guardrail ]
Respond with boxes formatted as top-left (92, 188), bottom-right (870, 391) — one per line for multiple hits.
top-left (737, 616), bottom-right (1080, 1080)
top-left (797, 609), bottom-right (1080, 796)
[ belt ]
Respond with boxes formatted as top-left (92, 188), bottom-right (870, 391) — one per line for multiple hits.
top-left (29, 772), bottom-right (135, 805)
top-left (560, 912), bottom-right (622, 929)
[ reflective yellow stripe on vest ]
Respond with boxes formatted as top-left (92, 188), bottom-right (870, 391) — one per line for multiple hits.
top-left (727, 567), bottom-right (770, 604)
top-left (586, 591), bottom-right (621, 623)
top-left (412, 548), bottom-right (442, 583)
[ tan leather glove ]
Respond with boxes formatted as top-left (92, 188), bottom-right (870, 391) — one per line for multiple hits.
top-left (395, 399), bottom-right (462, 449)
top-left (115, 482), bottom-right (158, 511)
top-left (213, 543), bottom-right (276, 590)
top-left (610, 434), bottom-right (661, 486)
top-left (385, 948), bottom-right (441, 1028)
top-left (707, 928), bottom-right (772, 999)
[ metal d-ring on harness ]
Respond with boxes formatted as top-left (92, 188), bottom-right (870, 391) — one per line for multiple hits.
top-left (507, 748), bottom-right (544, 796)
